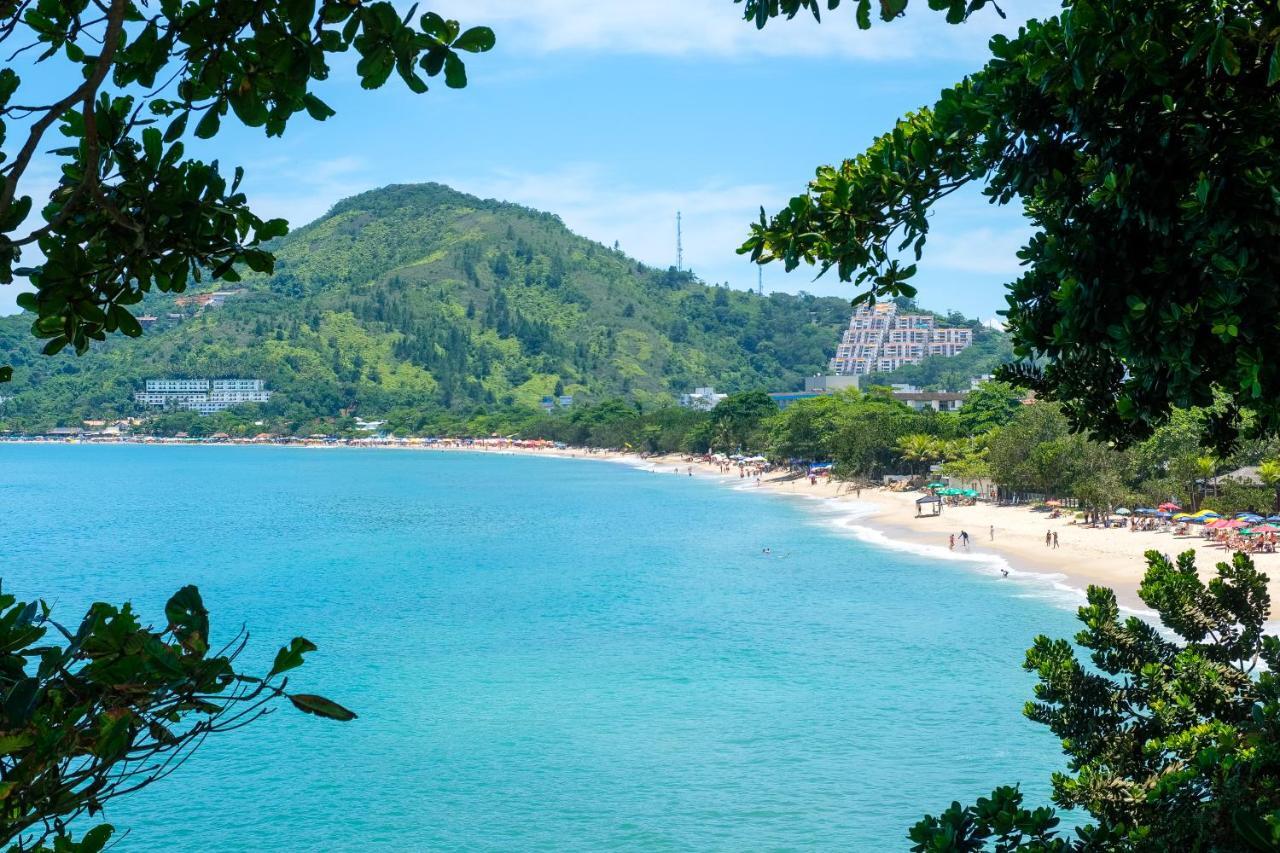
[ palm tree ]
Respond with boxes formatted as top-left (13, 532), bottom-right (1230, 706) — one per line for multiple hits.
top-left (896, 433), bottom-right (940, 475)
top-left (1258, 460), bottom-right (1280, 513)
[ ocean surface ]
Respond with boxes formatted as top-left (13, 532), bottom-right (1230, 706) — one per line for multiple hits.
top-left (0, 445), bottom-right (1083, 851)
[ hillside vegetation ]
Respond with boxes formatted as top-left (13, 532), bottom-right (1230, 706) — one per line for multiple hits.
top-left (1, 183), bottom-right (863, 430)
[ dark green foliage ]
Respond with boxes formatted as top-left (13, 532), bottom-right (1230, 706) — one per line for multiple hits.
top-left (0, 585), bottom-right (352, 850)
top-left (0, 1), bottom-right (492, 374)
top-left (955, 380), bottom-right (1023, 435)
top-left (739, 0), bottom-right (1280, 452)
top-left (0, 184), bottom-right (851, 431)
top-left (913, 550), bottom-right (1280, 850)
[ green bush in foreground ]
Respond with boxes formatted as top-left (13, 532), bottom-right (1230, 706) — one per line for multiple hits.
top-left (910, 550), bottom-right (1280, 851)
top-left (0, 586), bottom-right (354, 851)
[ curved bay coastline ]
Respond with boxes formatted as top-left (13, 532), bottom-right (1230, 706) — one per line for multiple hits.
top-left (10, 437), bottom-right (1270, 618)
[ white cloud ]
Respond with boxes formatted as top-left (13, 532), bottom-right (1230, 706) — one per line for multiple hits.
top-left (446, 163), bottom-right (777, 284)
top-left (433, 0), bottom-right (1059, 61)
top-left (244, 154), bottom-right (374, 228)
top-left (928, 226), bottom-right (1028, 275)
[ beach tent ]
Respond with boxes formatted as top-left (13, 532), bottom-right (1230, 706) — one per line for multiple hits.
top-left (915, 494), bottom-right (942, 516)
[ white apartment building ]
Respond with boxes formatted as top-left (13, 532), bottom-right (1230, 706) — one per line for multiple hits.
top-left (830, 303), bottom-right (974, 375)
top-left (679, 387), bottom-right (728, 412)
top-left (135, 378), bottom-right (272, 414)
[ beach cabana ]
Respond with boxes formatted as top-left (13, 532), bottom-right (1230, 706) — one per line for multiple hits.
top-left (916, 494), bottom-right (942, 517)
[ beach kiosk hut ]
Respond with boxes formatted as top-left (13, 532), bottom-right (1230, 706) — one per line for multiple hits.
top-left (916, 494), bottom-right (942, 517)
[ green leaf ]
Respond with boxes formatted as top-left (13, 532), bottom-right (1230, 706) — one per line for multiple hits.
top-left (1269, 45), bottom-right (1280, 86)
top-left (443, 54), bottom-right (467, 89)
top-left (453, 26), bottom-right (495, 53)
top-left (0, 733), bottom-right (33, 755)
top-left (269, 636), bottom-right (317, 678)
top-left (194, 108), bottom-right (221, 139)
top-left (289, 693), bottom-right (358, 721)
top-left (302, 93), bottom-right (336, 121)
top-left (115, 309), bottom-right (143, 338)
top-left (142, 127), bottom-right (162, 167)
top-left (164, 585), bottom-right (209, 655)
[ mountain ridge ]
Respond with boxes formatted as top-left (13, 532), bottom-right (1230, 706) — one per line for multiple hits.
top-left (0, 182), bottom-right (1007, 431)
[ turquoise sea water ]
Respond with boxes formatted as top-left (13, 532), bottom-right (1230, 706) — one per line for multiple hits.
top-left (0, 445), bottom-right (1082, 851)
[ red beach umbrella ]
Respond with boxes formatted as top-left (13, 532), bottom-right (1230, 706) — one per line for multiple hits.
top-left (1158, 502), bottom-right (1181, 511)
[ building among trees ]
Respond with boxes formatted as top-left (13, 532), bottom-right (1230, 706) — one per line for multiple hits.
top-left (135, 379), bottom-right (272, 415)
top-left (830, 303), bottom-right (973, 375)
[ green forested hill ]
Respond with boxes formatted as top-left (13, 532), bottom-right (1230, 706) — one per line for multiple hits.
top-left (0, 183), bottom-right (856, 431)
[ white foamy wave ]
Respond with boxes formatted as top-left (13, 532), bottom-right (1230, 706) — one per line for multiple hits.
top-left (809, 504), bottom-right (1163, 617)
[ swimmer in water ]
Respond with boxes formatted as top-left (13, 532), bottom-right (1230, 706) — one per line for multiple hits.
top-left (762, 547), bottom-right (772, 555)
top-left (1001, 569), bottom-right (1009, 578)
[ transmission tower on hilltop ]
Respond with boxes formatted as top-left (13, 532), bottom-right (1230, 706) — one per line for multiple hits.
top-left (676, 211), bottom-right (683, 271)
top-left (757, 267), bottom-right (764, 296)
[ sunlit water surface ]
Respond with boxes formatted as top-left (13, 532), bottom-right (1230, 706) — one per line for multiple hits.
top-left (0, 445), bottom-right (1081, 851)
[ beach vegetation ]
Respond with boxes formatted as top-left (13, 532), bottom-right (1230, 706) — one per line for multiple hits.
top-left (739, 0), bottom-right (1280, 452)
top-left (910, 549), bottom-right (1280, 851)
top-left (0, 586), bottom-right (352, 851)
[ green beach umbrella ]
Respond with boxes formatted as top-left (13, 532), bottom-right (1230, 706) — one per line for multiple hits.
top-left (927, 482), bottom-right (946, 488)
top-left (961, 489), bottom-right (978, 497)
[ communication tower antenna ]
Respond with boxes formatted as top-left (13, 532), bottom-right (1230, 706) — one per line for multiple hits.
top-left (676, 211), bottom-right (683, 270)
top-left (757, 266), bottom-right (764, 296)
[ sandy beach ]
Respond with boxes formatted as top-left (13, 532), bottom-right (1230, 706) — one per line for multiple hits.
top-left (615, 450), bottom-right (1280, 616)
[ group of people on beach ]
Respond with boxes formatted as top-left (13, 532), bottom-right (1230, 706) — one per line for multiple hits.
top-left (1044, 530), bottom-right (1059, 548)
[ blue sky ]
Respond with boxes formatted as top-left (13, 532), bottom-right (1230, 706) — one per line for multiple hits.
top-left (3, 0), bottom-right (1059, 320)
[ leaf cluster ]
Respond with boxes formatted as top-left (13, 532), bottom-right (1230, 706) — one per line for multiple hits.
top-left (0, 584), bottom-right (353, 850)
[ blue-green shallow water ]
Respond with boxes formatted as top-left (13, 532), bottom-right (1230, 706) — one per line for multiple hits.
top-left (0, 445), bottom-right (1081, 851)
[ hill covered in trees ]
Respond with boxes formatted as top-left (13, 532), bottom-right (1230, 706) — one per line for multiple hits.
top-left (0, 183), bottom-right (863, 431)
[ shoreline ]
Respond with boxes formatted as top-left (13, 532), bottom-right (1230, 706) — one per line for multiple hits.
top-left (6, 438), bottom-right (1272, 615)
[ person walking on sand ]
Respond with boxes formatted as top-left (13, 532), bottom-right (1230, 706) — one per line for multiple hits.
top-left (960, 530), bottom-right (970, 548)
top-left (1046, 530), bottom-right (1052, 547)
top-left (949, 534), bottom-right (955, 551)
top-left (1052, 531), bottom-right (1059, 549)
top-left (989, 524), bottom-right (995, 541)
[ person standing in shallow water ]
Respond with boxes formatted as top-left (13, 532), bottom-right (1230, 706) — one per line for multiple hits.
top-left (949, 534), bottom-right (955, 550)
top-left (989, 524), bottom-right (994, 541)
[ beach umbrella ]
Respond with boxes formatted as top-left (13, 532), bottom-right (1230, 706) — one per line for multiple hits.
top-left (1114, 507), bottom-right (1132, 515)
top-left (961, 489), bottom-right (978, 497)
top-left (1135, 507), bottom-right (1157, 515)
top-left (1156, 511), bottom-right (1173, 518)
top-left (927, 482), bottom-right (946, 488)
top-left (1172, 512), bottom-right (1193, 520)
top-left (1224, 519), bottom-right (1249, 529)
top-left (1159, 502), bottom-right (1182, 511)
top-left (1267, 516), bottom-right (1280, 522)
top-left (1239, 514), bottom-right (1265, 523)
top-left (1044, 499), bottom-right (1062, 506)
top-left (1250, 523), bottom-right (1280, 533)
